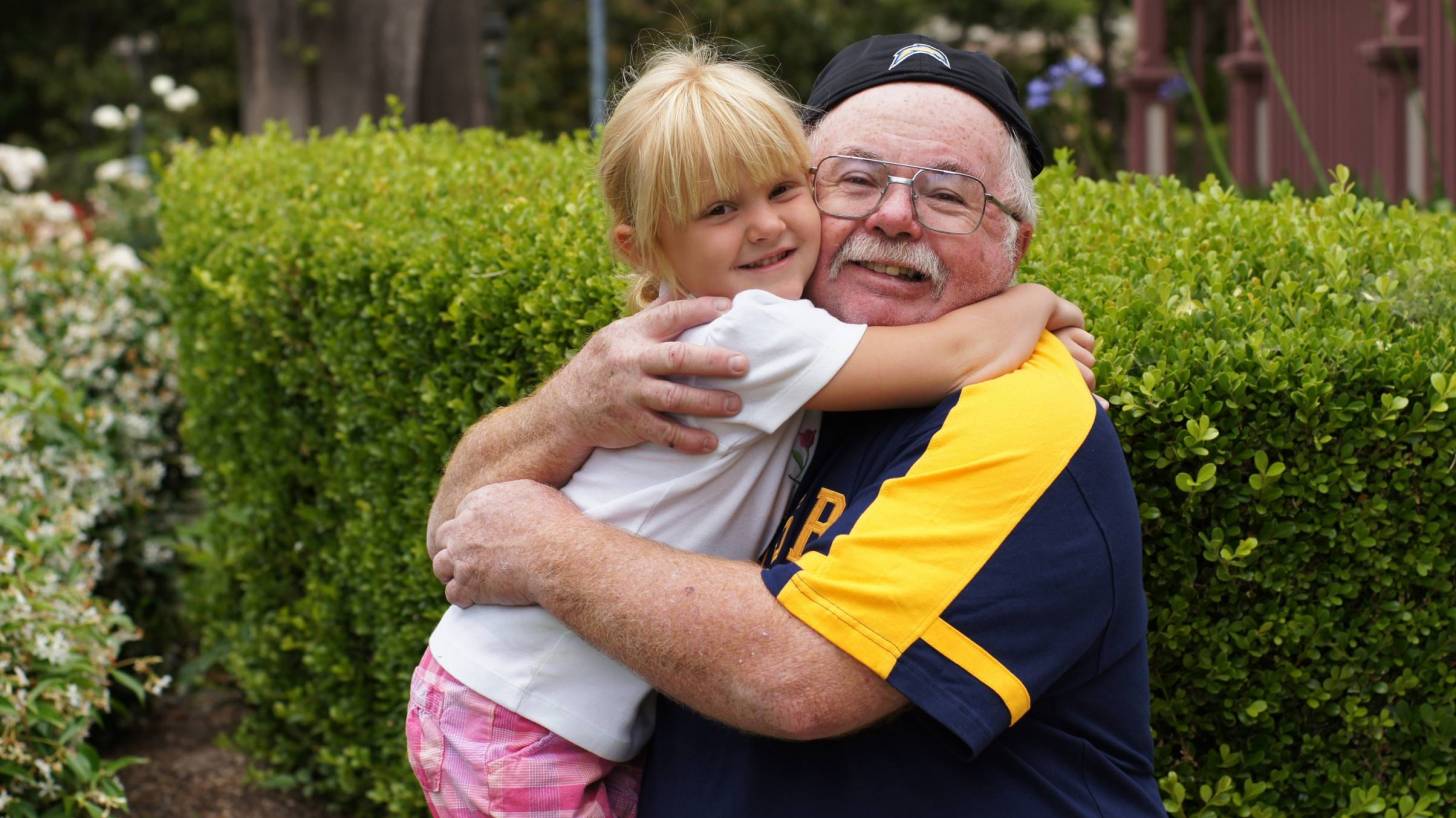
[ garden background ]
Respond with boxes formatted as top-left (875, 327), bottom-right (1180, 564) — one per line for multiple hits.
top-left (2, 2), bottom-right (1455, 817)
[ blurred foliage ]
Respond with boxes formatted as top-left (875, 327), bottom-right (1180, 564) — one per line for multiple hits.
top-left (0, 0), bottom-right (237, 197)
top-left (493, 0), bottom-right (939, 135)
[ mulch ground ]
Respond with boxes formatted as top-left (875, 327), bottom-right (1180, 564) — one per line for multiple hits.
top-left (105, 687), bottom-right (338, 818)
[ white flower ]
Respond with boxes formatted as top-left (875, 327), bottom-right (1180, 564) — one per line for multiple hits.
top-left (0, 416), bottom-right (23, 451)
top-left (0, 144), bottom-right (46, 191)
top-left (96, 244), bottom-right (143, 275)
top-left (124, 103), bottom-right (141, 123)
top-left (146, 674), bottom-right (172, 696)
top-left (92, 105), bottom-right (127, 130)
top-left (142, 538), bottom-right (173, 566)
top-left (150, 74), bottom-right (176, 96)
top-left (34, 632), bottom-right (72, 664)
top-left (0, 789), bottom-right (10, 810)
top-left (43, 198), bottom-right (73, 224)
top-left (95, 158), bottom-right (127, 184)
top-left (66, 684), bottom-right (84, 710)
top-left (164, 85), bottom-right (199, 113)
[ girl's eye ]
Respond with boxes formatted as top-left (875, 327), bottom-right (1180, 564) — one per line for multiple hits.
top-left (771, 181), bottom-right (802, 198)
top-left (702, 202), bottom-right (732, 218)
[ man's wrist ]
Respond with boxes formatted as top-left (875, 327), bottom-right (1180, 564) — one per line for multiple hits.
top-left (521, 511), bottom-right (587, 607)
top-left (533, 373), bottom-right (596, 460)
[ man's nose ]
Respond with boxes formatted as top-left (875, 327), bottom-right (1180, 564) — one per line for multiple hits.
top-left (863, 181), bottom-right (922, 241)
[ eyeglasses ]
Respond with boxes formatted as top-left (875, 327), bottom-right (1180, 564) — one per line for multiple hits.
top-left (809, 155), bottom-right (1021, 235)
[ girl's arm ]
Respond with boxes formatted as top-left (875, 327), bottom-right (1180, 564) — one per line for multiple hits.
top-left (806, 283), bottom-right (1086, 410)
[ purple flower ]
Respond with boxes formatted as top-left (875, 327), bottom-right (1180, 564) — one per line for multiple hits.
top-left (1081, 66), bottom-right (1106, 88)
top-left (1027, 91), bottom-right (1052, 111)
top-left (1064, 55), bottom-right (1091, 74)
top-left (1027, 78), bottom-right (1052, 98)
top-left (1159, 75), bottom-right (1190, 101)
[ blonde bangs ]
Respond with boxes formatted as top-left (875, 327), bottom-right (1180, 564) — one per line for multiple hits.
top-left (642, 75), bottom-right (811, 227)
top-left (597, 44), bottom-right (809, 309)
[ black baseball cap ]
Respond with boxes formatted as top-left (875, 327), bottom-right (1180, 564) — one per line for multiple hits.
top-left (805, 34), bottom-right (1046, 177)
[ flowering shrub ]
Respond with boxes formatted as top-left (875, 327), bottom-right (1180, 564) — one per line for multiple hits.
top-left (1, 173), bottom-right (185, 814)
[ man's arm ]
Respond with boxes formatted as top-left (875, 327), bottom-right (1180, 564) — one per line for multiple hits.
top-left (425, 297), bottom-right (749, 553)
top-left (433, 480), bottom-right (907, 739)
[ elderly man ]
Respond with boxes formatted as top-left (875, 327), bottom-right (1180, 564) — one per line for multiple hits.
top-left (428, 35), bottom-right (1162, 817)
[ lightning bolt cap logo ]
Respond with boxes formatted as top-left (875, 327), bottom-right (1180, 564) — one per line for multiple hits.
top-left (888, 43), bottom-right (951, 71)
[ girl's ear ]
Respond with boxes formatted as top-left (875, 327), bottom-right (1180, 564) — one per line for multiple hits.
top-left (612, 224), bottom-right (641, 266)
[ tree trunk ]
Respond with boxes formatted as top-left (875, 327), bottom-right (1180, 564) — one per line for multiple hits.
top-left (234, 0), bottom-right (489, 134)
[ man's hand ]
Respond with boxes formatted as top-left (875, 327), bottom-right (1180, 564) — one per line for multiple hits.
top-left (433, 480), bottom-right (578, 608)
top-left (425, 296), bottom-right (749, 557)
top-left (543, 296), bottom-right (749, 454)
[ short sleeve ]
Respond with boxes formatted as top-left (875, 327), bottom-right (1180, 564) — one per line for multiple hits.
top-left (679, 290), bottom-right (865, 438)
top-left (762, 336), bottom-right (1128, 753)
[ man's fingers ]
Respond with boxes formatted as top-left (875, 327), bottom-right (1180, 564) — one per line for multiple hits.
top-left (444, 579), bottom-right (473, 609)
top-left (637, 296), bottom-right (733, 341)
top-left (635, 409), bottom-right (719, 453)
top-left (639, 340), bottom-right (748, 381)
top-left (432, 548), bottom-right (455, 586)
top-left (639, 376), bottom-right (741, 419)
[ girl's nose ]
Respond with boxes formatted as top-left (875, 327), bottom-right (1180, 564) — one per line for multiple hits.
top-left (745, 203), bottom-right (786, 242)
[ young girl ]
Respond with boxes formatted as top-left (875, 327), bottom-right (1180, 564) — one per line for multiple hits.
top-left (409, 44), bottom-right (1085, 818)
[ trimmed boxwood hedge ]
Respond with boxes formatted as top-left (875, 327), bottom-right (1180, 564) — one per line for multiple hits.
top-left (157, 120), bottom-right (1455, 817)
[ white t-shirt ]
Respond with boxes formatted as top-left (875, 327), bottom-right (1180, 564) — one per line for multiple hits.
top-left (428, 290), bottom-right (866, 760)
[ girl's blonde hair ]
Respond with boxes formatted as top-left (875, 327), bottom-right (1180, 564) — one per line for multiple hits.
top-left (599, 42), bottom-right (811, 311)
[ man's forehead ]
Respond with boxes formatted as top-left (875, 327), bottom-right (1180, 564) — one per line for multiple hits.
top-left (828, 146), bottom-right (978, 176)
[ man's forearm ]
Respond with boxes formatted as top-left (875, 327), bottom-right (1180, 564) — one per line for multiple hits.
top-left (528, 515), bottom-right (905, 739)
top-left (427, 396), bottom-right (592, 547)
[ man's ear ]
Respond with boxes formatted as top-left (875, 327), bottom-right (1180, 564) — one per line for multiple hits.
top-left (612, 224), bottom-right (642, 266)
top-left (1012, 222), bottom-right (1034, 267)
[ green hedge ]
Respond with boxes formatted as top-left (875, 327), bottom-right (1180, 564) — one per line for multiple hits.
top-left (157, 122), bottom-right (1456, 817)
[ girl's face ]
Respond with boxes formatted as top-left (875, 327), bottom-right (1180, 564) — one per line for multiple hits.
top-left (656, 172), bottom-right (820, 301)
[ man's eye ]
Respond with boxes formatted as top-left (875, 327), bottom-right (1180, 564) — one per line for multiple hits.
top-left (925, 188), bottom-right (968, 206)
top-left (840, 173), bottom-right (879, 188)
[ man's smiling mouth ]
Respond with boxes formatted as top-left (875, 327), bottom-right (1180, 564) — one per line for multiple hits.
top-left (858, 260), bottom-right (929, 283)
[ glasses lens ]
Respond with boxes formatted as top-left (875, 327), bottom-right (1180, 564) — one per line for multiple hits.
top-left (912, 171), bottom-right (985, 234)
top-left (813, 157), bottom-right (888, 219)
top-left (814, 157), bottom-right (988, 234)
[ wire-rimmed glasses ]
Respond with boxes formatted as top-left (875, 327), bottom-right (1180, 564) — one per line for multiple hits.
top-left (810, 155), bottom-right (1021, 235)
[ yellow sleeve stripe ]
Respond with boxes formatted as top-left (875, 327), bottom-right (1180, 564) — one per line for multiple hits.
top-left (779, 551), bottom-right (900, 678)
top-left (922, 617), bottom-right (1031, 724)
top-left (774, 334), bottom-right (1095, 692)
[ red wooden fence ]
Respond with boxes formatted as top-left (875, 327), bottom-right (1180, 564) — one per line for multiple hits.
top-left (1130, 0), bottom-right (1454, 201)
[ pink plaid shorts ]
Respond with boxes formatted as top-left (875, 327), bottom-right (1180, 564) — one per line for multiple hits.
top-left (406, 648), bottom-right (641, 818)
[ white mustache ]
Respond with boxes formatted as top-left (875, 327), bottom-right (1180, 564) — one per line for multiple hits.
top-left (826, 233), bottom-right (950, 299)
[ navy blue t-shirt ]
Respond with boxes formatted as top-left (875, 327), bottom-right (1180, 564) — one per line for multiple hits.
top-left (639, 336), bottom-right (1162, 817)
